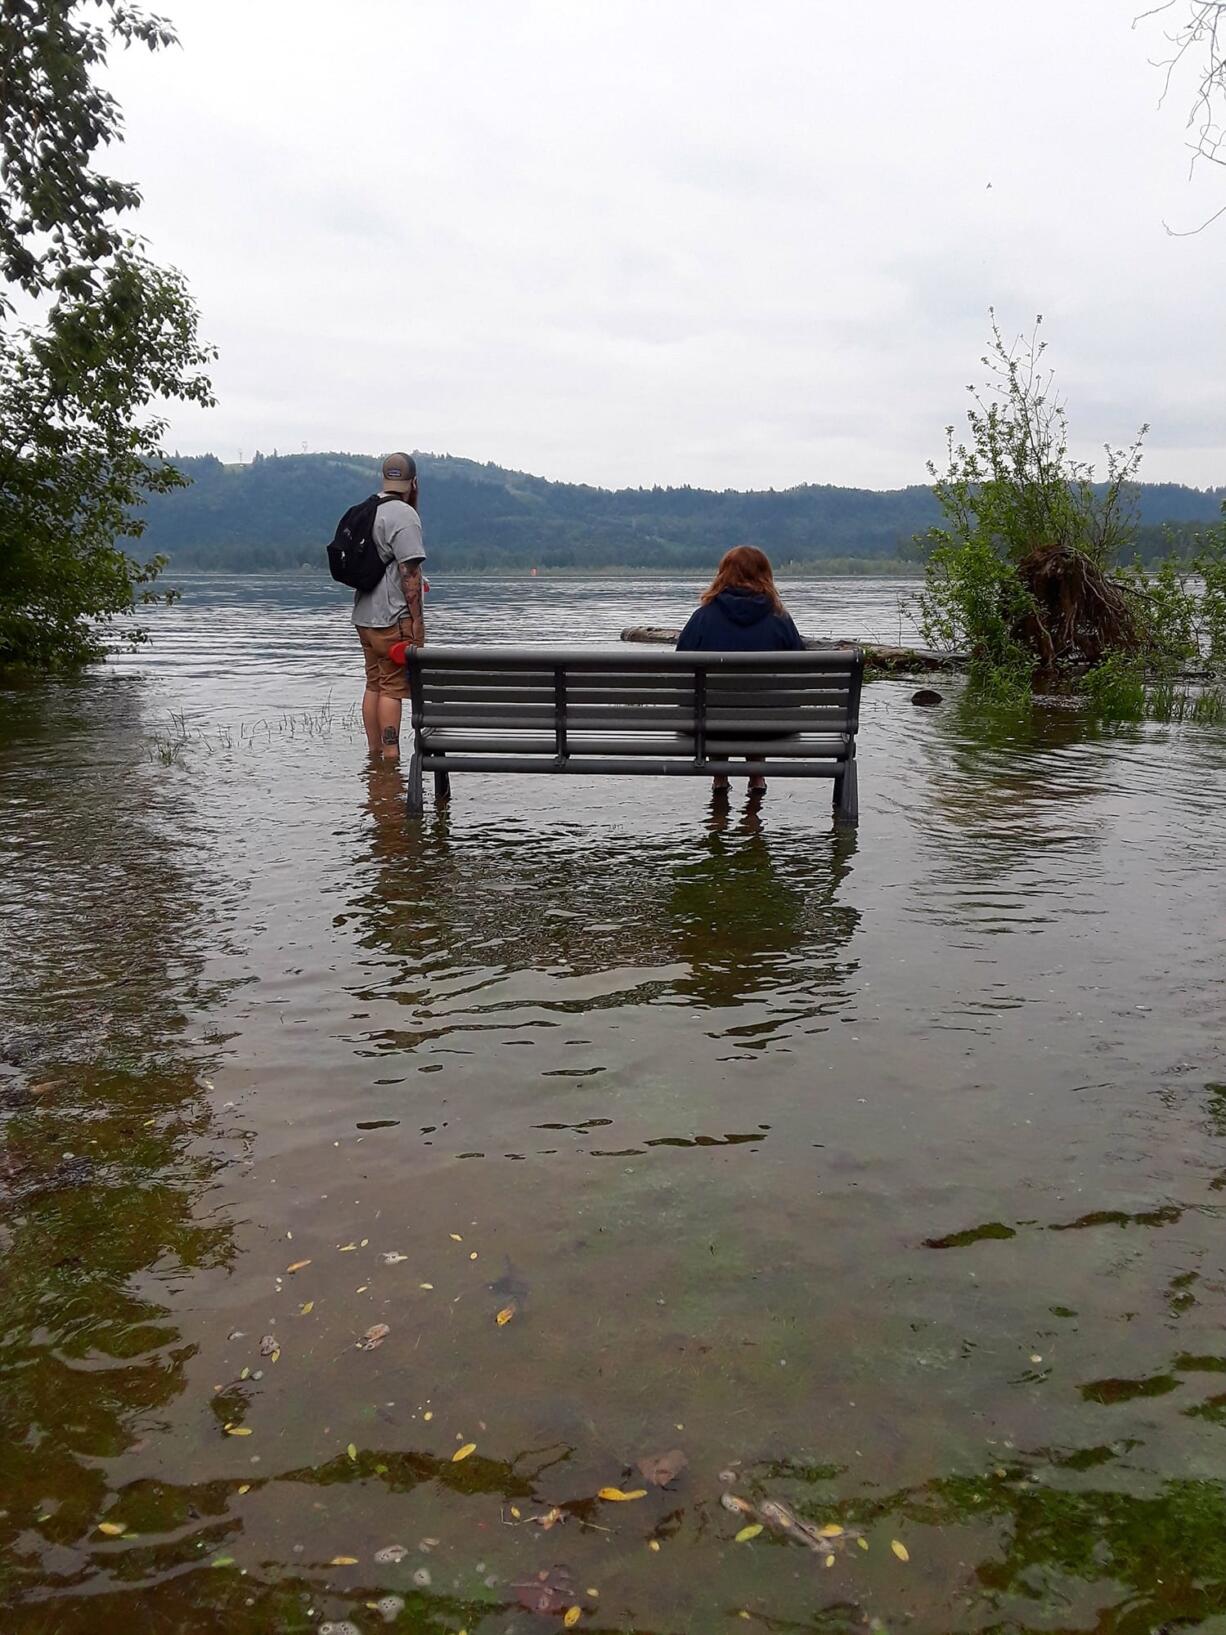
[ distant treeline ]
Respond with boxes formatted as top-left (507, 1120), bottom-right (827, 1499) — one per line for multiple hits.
top-left (140, 451), bottom-right (1226, 573)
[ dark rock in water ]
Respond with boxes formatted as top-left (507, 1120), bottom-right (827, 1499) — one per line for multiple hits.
top-left (638, 1447), bottom-right (688, 1487)
top-left (488, 1257), bottom-right (530, 1305)
top-left (911, 688), bottom-right (943, 707)
top-left (0, 1081), bottom-right (38, 1112)
top-left (1, 1152), bottom-right (97, 1210)
top-left (512, 1565), bottom-right (574, 1615)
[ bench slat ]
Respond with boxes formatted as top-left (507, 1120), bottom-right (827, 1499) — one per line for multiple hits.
top-left (421, 730), bottom-right (849, 757)
top-left (706, 671), bottom-right (853, 690)
top-left (421, 677), bottom-right (854, 697)
top-left (420, 754), bottom-right (845, 778)
top-left (421, 684), bottom-right (553, 705)
top-left (416, 646), bottom-right (857, 671)
top-left (418, 671), bottom-right (554, 689)
top-left (418, 706), bottom-right (853, 731)
top-left (705, 697), bottom-right (852, 714)
top-left (421, 684), bottom-right (697, 705)
top-left (421, 686), bottom-right (853, 708)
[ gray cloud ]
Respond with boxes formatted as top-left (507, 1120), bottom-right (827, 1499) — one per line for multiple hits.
top-left (107, 0), bottom-right (1225, 489)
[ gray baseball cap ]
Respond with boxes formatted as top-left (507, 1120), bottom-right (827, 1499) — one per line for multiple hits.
top-left (381, 452), bottom-right (417, 494)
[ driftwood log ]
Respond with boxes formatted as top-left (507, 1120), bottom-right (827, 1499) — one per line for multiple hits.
top-left (619, 626), bottom-right (964, 672)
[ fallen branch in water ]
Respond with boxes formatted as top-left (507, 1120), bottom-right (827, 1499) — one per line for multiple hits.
top-left (619, 627), bottom-right (965, 672)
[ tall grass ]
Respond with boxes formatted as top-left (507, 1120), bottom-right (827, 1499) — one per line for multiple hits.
top-left (146, 697), bottom-right (361, 764)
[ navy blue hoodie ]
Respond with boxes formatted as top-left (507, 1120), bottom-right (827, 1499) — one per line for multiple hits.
top-left (675, 588), bottom-right (805, 653)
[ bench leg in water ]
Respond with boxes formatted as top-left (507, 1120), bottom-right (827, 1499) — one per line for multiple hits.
top-left (833, 758), bottom-right (859, 827)
top-left (433, 769), bottom-right (451, 805)
top-left (406, 751), bottom-right (424, 817)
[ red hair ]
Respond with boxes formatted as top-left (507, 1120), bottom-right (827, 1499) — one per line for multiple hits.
top-left (699, 545), bottom-right (785, 614)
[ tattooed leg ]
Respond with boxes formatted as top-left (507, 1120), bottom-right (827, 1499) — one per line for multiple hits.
top-left (376, 697), bottom-right (403, 762)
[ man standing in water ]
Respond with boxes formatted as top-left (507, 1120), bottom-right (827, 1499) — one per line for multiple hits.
top-left (354, 453), bottom-right (426, 762)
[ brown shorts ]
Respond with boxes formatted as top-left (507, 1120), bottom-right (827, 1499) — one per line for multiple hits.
top-left (356, 619), bottom-right (411, 699)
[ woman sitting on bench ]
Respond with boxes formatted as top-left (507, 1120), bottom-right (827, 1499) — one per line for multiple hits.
top-left (676, 545), bottom-right (805, 795)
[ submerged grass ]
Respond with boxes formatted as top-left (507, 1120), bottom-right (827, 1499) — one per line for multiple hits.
top-left (1081, 658), bottom-right (1226, 726)
top-left (147, 697), bottom-right (361, 763)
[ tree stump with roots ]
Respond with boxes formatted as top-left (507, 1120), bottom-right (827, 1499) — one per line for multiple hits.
top-left (1013, 543), bottom-right (1146, 671)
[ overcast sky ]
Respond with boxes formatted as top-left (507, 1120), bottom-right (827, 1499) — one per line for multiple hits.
top-left (105, 0), bottom-right (1225, 491)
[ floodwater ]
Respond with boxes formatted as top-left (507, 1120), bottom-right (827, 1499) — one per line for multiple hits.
top-left (2, 574), bottom-right (1226, 1635)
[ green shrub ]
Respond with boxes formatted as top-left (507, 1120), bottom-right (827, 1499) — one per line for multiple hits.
top-left (915, 314), bottom-right (1226, 722)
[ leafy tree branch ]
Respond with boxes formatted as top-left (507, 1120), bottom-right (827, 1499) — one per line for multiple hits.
top-left (0, 0), bottom-right (213, 669)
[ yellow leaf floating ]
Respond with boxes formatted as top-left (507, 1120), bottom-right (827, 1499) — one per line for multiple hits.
top-left (825, 1554), bottom-right (835, 1568)
top-left (452, 1443), bottom-right (477, 1462)
top-left (225, 1425), bottom-right (252, 1436)
top-left (857, 1537), bottom-right (869, 1551)
top-left (819, 1524), bottom-right (843, 1536)
top-left (299, 1301), bottom-right (314, 1315)
top-left (237, 1484), bottom-right (250, 1495)
top-left (598, 1487), bottom-right (647, 1502)
top-left (450, 1234), bottom-right (463, 1242)
top-left (496, 1306), bottom-right (516, 1326)
top-left (891, 1539), bottom-right (910, 1562)
top-left (735, 1523), bottom-right (764, 1542)
top-left (564, 1608), bottom-right (582, 1628)
top-left (338, 1243), bottom-right (357, 1252)
top-left (329, 1555), bottom-right (359, 1566)
top-left (648, 1539), bottom-right (661, 1552)
top-left (286, 1259), bottom-right (311, 1273)
top-left (98, 1521), bottom-right (127, 1537)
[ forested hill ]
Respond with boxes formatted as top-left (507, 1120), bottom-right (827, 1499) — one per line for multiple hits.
top-left (141, 451), bottom-right (1226, 572)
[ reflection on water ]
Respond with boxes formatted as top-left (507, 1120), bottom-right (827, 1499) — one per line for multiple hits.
top-left (356, 771), bottom-right (859, 1065)
top-left (0, 676), bottom-right (242, 1623)
top-left (2, 577), bottom-right (1226, 1633)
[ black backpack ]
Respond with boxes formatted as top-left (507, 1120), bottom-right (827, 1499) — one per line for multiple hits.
top-left (326, 494), bottom-right (396, 593)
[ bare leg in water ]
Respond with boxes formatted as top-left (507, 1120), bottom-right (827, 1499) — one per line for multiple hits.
top-left (711, 762), bottom-right (765, 794)
top-left (362, 688), bottom-right (381, 756)
top-left (361, 691), bottom-right (404, 763)
top-left (377, 698), bottom-right (402, 763)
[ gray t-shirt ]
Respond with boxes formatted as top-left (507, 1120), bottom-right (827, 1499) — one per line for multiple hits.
top-left (352, 495), bottom-right (426, 628)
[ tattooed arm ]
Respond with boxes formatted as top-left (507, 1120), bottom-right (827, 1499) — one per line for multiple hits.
top-left (399, 558), bottom-right (425, 647)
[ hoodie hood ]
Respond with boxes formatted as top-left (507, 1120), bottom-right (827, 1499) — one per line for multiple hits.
top-left (712, 587), bottom-right (773, 627)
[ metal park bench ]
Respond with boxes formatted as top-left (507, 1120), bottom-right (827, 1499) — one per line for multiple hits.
top-left (388, 644), bottom-right (864, 825)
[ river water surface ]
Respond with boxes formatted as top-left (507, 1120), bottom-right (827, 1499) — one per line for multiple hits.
top-left (2, 575), bottom-right (1225, 1635)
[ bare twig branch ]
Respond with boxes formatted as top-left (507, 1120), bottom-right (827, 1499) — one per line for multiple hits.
top-left (1136, 1), bottom-right (1226, 226)
top-left (1163, 197), bottom-right (1226, 231)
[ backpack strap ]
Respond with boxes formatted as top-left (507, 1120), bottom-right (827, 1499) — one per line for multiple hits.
top-left (372, 491), bottom-right (400, 563)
